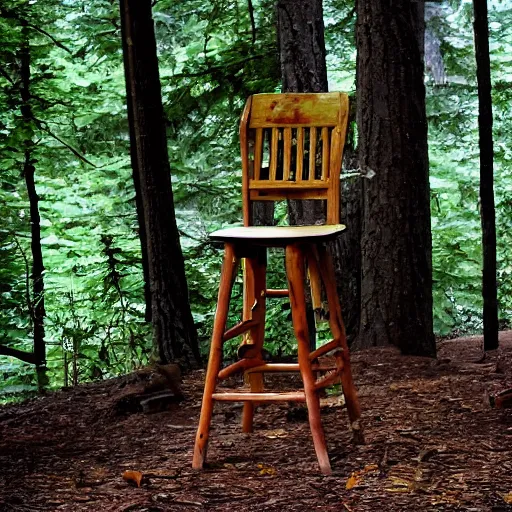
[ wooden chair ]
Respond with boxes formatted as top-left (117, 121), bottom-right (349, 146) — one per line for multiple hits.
top-left (192, 92), bottom-right (363, 475)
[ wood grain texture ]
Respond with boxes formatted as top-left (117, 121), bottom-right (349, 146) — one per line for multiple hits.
top-left (249, 179), bottom-right (328, 189)
top-left (270, 127), bottom-right (278, 181)
top-left (283, 127), bottom-right (292, 180)
top-left (308, 127), bottom-right (317, 180)
top-left (192, 243), bottom-right (239, 469)
top-left (296, 127), bottom-right (304, 180)
top-left (253, 128), bottom-right (263, 180)
top-left (210, 224), bottom-right (346, 244)
top-left (321, 127), bottom-right (329, 180)
top-left (239, 92), bottom-right (349, 225)
top-left (249, 93), bottom-right (341, 127)
top-left (285, 244), bottom-right (331, 475)
top-left (240, 96), bottom-right (253, 226)
top-left (240, 249), bottom-right (267, 432)
top-left (315, 244), bottom-right (363, 444)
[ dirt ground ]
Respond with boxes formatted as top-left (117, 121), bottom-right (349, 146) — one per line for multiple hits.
top-left (1, 332), bottom-right (512, 512)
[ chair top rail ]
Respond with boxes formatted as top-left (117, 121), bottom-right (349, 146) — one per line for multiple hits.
top-left (248, 92), bottom-right (347, 129)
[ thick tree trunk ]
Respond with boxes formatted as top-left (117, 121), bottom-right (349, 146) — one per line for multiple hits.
top-left (20, 21), bottom-right (46, 375)
top-left (277, 0), bottom-right (328, 94)
top-left (120, 1), bottom-right (152, 323)
top-left (119, 0), bottom-right (200, 366)
top-left (355, 0), bottom-right (435, 356)
top-left (473, 0), bottom-right (498, 351)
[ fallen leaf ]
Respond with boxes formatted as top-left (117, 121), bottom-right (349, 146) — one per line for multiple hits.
top-left (345, 474), bottom-right (360, 490)
top-left (385, 475), bottom-right (414, 493)
top-left (264, 429), bottom-right (287, 439)
top-left (504, 492), bottom-right (512, 504)
top-left (122, 470), bottom-right (144, 487)
top-left (345, 464), bottom-right (378, 490)
top-left (257, 463), bottom-right (276, 476)
top-left (320, 395), bottom-right (346, 408)
top-left (389, 476), bottom-right (411, 488)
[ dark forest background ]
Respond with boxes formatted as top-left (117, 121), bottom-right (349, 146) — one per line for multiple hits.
top-left (0, 0), bottom-right (511, 398)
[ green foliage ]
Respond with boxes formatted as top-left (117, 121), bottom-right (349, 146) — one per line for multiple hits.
top-left (0, 0), bottom-right (151, 395)
top-left (426, 1), bottom-right (512, 334)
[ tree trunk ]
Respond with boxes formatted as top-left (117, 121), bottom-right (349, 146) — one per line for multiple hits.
top-left (119, 0), bottom-right (200, 366)
top-left (119, 0), bottom-right (152, 323)
top-left (277, 0), bottom-right (328, 95)
top-left (20, 20), bottom-right (47, 377)
top-left (355, 0), bottom-right (435, 357)
top-left (473, 0), bottom-right (498, 351)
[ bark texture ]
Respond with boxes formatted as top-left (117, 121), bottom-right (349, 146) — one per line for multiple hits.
top-left (277, 0), bottom-right (328, 95)
top-left (120, 0), bottom-right (152, 322)
top-left (473, 0), bottom-right (498, 351)
top-left (355, 0), bottom-right (435, 356)
top-left (120, 0), bottom-right (200, 365)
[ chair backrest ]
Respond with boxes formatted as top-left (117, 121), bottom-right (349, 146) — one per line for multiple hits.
top-left (240, 92), bottom-right (349, 226)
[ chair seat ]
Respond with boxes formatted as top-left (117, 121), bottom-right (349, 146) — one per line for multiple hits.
top-left (210, 224), bottom-right (346, 245)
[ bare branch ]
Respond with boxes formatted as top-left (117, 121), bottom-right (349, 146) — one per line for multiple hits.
top-left (0, 8), bottom-right (73, 56)
top-left (0, 67), bottom-right (14, 85)
top-left (0, 344), bottom-right (36, 364)
top-left (26, 23), bottom-right (73, 55)
top-left (34, 119), bottom-right (97, 167)
top-left (170, 52), bottom-right (268, 80)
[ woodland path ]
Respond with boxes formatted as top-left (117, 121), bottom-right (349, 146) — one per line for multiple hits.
top-left (1, 332), bottom-right (512, 511)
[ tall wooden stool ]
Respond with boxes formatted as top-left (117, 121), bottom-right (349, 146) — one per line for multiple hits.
top-left (192, 93), bottom-right (363, 475)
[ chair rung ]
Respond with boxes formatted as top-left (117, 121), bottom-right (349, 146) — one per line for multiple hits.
top-left (315, 369), bottom-right (342, 390)
top-left (249, 180), bottom-right (329, 190)
top-left (212, 391), bottom-right (306, 402)
top-left (266, 289), bottom-right (289, 298)
top-left (246, 363), bottom-right (300, 373)
top-left (223, 320), bottom-right (258, 342)
top-left (218, 358), bottom-right (265, 380)
top-left (309, 339), bottom-right (342, 360)
top-left (246, 363), bottom-right (337, 373)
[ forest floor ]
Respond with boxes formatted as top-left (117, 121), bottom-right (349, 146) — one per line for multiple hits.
top-left (1, 333), bottom-right (512, 512)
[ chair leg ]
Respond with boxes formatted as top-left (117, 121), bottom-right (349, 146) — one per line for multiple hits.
top-left (193, 243), bottom-right (239, 469)
top-left (286, 244), bottom-right (332, 475)
top-left (307, 253), bottom-right (323, 321)
top-left (241, 249), bottom-right (267, 433)
top-left (316, 244), bottom-right (364, 445)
